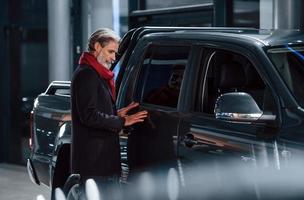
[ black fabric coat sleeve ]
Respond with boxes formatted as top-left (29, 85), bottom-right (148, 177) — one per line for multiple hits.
top-left (73, 66), bottom-right (125, 132)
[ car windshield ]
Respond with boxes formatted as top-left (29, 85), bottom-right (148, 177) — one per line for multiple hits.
top-left (268, 46), bottom-right (304, 108)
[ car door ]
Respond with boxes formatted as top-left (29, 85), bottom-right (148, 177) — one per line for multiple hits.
top-left (117, 40), bottom-right (193, 183)
top-left (177, 46), bottom-right (282, 199)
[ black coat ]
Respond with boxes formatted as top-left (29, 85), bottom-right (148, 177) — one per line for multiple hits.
top-left (71, 64), bottom-right (124, 177)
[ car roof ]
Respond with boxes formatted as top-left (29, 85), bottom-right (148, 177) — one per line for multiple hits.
top-left (130, 27), bottom-right (304, 48)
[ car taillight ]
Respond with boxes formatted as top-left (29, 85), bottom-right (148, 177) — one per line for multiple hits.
top-left (29, 110), bottom-right (34, 149)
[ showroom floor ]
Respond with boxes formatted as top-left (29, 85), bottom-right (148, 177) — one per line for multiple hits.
top-left (0, 163), bottom-right (50, 200)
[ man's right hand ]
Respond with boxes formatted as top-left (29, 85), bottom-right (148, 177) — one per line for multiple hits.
top-left (124, 110), bottom-right (148, 126)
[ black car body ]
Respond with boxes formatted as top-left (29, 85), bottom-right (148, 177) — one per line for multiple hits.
top-left (28, 27), bottom-right (304, 199)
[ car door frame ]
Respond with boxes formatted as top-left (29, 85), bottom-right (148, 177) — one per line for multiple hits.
top-left (177, 39), bottom-right (285, 173)
top-left (117, 35), bottom-right (200, 180)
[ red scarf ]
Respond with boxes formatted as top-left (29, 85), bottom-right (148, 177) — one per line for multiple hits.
top-left (79, 52), bottom-right (116, 101)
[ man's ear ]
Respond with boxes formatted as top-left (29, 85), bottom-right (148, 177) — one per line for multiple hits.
top-left (94, 42), bottom-right (101, 52)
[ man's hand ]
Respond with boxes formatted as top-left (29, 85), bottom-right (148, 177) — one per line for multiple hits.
top-left (124, 110), bottom-right (148, 126)
top-left (118, 101), bottom-right (139, 117)
top-left (118, 101), bottom-right (148, 126)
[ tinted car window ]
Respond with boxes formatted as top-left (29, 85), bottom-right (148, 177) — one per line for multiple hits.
top-left (136, 45), bottom-right (190, 108)
top-left (200, 49), bottom-right (275, 115)
top-left (268, 46), bottom-right (304, 108)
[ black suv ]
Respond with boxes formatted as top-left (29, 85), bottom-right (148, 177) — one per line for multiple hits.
top-left (115, 27), bottom-right (304, 199)
top-left (28, 27), bottom-right (304, 199)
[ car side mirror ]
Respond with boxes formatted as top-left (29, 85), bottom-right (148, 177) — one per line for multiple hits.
top-left (214, 92), bottom-right (275, 122)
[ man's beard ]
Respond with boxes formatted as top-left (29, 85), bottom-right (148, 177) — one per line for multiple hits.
top-left (97, 53), bottom-right (112, 70)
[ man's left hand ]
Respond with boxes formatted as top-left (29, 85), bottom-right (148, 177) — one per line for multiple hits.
top-left (118, 101), bottom-right (139, 117)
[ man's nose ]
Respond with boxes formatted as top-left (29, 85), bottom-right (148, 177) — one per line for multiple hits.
top-left (111, 54), bottom-right (116, 61)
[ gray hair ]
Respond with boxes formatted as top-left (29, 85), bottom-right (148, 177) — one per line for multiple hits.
top-left (87, 28), bottom-right (121, 52)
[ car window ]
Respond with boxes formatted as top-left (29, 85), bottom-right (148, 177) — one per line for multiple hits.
top-left (268, 46), bottom-right (304, 108)
top-left (54, 89), bottom-right (70, 96)
top-left (135, 45), bottom-right (190, 108)
top-left (199, 49), bottom-right (276, 115)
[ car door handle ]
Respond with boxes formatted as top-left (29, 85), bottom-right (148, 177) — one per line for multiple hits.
top-left (182, 133), bottom-right (219, 148)
top-left (182, 133), bottom-right (198, 148)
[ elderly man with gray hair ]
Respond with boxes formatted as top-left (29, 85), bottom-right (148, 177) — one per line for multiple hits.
top-left (70, 28), bottom-right (148, 199)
